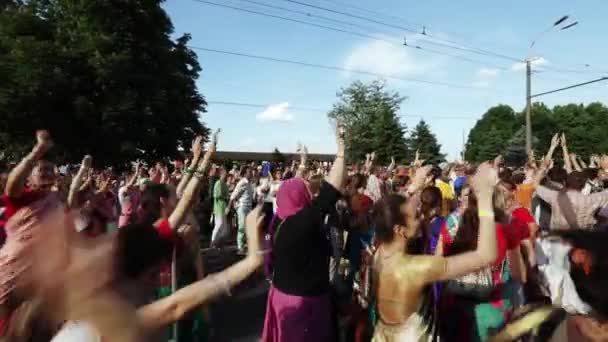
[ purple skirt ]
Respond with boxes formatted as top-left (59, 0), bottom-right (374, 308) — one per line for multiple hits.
top-left (262, 286), bottom-right (334, 342)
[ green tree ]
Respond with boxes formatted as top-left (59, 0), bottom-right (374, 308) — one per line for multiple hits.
top-left (0, 0), bottom-right (208, 164)
top-left (327, 80), bottom-right (409, 164)
top-left (407, 119), bottom-right (445, 164)
top-left (466, 105), bottom-right (518, 162)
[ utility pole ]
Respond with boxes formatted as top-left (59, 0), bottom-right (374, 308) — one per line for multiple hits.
top-left (525, 60), bottom-right (532, 154)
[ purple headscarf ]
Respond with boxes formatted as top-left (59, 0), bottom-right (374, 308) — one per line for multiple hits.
top-left (275, 178), bottom-right (312, 220)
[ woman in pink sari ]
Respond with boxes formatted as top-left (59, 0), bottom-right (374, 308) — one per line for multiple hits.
top-left (263, 127), bottom-right (346, 342)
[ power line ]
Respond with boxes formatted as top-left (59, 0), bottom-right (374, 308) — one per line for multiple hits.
top-left (208, 100), bottom-right (477, 120)
top-left (193, 0), bottom-right (396, 45)
top-left (234, 0), bottom-right (378, 32)
top-left (314, 0), bottom-right (426, 28)
top-left (531, 77), bottom-right (608, 98)
top-left (208, 101), bottom-right (326, 112)
top-left (539, 65), bottom-right (608, 75)
top-left (313, 0), bottom-right (481, 48)
top-left (237, 0), bottom-right (509, 70)
top-left (193, 0), bottom-right (511, 69)
top-left (280, 0), bottom-right (523, 62)
top-left (191, 46), bottom-right (485, 90)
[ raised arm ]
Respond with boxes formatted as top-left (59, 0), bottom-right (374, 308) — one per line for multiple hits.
top-left (326, 125), bottom-right (346, 191)
top-left (137, 206), bottom-right (264, 330)
top-left (67, 155), bottom-right (93, 208)
top-left (544, 133), bottom-right (559, 163)
top-left (176, 136), bottom-right (203, 198)
top-left (124, 162), bottom-right (141, 189)
top-left (577, 155), bottom-right (588, 169)
top-left (387, 156), bottom-right (396, 174)
top-left (5, 130), bottom-right (52, 198)
top-left (570, 153), bottom-right (582, 172)
top-left (167, 130), bottom-right (218, 230)
top-left (296, 144), bottom-right (308, 178)
top-left (560, 133), bottom-right (573, 174)
top-left (437, 163), bottom-right (498, 281)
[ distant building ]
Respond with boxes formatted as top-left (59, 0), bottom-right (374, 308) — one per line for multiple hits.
top-left (214, 151), bottom-right (335, 163)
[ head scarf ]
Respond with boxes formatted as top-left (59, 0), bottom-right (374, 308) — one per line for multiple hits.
top-left (276, 178), bottom-right (311, 220)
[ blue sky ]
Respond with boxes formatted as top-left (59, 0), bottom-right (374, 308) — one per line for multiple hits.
top-left (162, 0), bottom-right (608, 160)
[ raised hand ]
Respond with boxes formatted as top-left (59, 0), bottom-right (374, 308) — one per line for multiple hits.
top-left (192, 135), bottom-right (204, 160)
top-left (411, 165), bottom-right (432, 190)
top-left (472, 162), bottom-right (498, 197)
top-left (560, 133), bottom-right (567, 147)
top-left (336, 123), bottom-right (346, 151)
top-left (208, 129), bottom-right (220, 154)
top-left (82, 155), bottom-right (93, 169)
top-left (493, 155), bottom-right (504, 169)
top-left (245, 206), bottom-right (265, 260)
top-left (550, 133), bottom-right (560, 148)
top-left (32, 130), bottom-right (53, 158)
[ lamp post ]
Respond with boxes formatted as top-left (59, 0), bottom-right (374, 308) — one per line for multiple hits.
top-left (525, 16), bottom-right (578, 154)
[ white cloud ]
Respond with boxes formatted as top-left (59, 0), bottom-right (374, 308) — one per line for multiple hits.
top-left (472, 67), bottom-right (500, 88)
top-left (343, 36), bottom-right (433, 77)
top-left (472, 80), bottom-right (490, 88)
top-left (256, 102), bottom-right (294, 122)
top-left (477, 67), bottom-right (500, 79)
top-left (511, 57), bottom-right (549, 71)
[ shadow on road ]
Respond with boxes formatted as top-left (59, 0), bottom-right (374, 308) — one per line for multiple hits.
top-left (204, 248), bottom-right (269, 342)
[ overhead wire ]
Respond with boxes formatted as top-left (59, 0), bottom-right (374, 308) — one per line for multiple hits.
top-left (191, 46), bottom-right (485, 90)
top-left (208, 100), bottom-right (478, 120)
top-left (280, 0), bottom-right (523, 62)
top-left (286, 0), bottom-right (608, 74)
top-left (194, 0), bottom-right (511, 70)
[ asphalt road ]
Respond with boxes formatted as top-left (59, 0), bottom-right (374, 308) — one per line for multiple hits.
top-left (203, 247), bottom-right (269, 342)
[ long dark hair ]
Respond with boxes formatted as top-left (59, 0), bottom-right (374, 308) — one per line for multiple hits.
top-left (139, 183), bottom-right (170, 225)
top-left (420, 186), bottom-right (442, 254)
top-left (449, 191), bottom-right (480, 255)
top-left (551, 230), bottom-right (608, 318)
top-left (372, 194), bottom-right (429, 255)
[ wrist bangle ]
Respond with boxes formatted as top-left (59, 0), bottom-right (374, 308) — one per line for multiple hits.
top-left (255, 249), bottom-right (271, 255)
top-left (478, 209), bottom-right (495, 218)
top-left (194, 170), bottom-right (205, 178)
top-left (184, 168), bottom-right (195, 175)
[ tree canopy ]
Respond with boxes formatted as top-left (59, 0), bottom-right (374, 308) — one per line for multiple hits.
top-left (466, 102), bottom-right (608, 163)
top-left (327, 80), bottom-right (409, 164)
top-left (0, 0), bottom-right (208, 165)
top-left (408, 119), bottom-right (445, 165)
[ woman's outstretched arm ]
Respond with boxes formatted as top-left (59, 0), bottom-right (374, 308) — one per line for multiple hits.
top-left (137, 206), bottom-right (265, 330)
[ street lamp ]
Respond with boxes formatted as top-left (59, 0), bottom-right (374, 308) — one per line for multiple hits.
top-left (525, 16), bottom-right (578, 154)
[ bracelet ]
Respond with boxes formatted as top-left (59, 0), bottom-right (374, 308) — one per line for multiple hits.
top-left (478, 209), bottom-right (495, 218)
top-left (336, 155), bottom-right (345, 159)
top-left (184, 168), bottom-right (195, 175)
top-left (194, 170), bottom-right (205, 178)
top-left (255, 249), bottom-right (271, 255)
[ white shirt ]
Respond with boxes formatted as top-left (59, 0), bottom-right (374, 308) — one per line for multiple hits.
top-left (231, 177), bottom-right (254, 209)
top-left (51, 321), bottom-right (101, 342)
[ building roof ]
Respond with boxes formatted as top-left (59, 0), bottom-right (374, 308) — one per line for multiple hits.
top-left (214, 151), bottom-right (335, 162)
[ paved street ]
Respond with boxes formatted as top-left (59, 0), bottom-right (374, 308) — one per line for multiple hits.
top-left (203, 247), bottom-right (269, 342)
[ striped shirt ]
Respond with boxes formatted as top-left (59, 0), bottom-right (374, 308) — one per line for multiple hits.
top-left (231, 177), bottom-right (254, 210)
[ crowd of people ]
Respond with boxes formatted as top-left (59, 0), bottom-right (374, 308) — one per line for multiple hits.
top-left (0, 128), bottom-right (607, 342)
